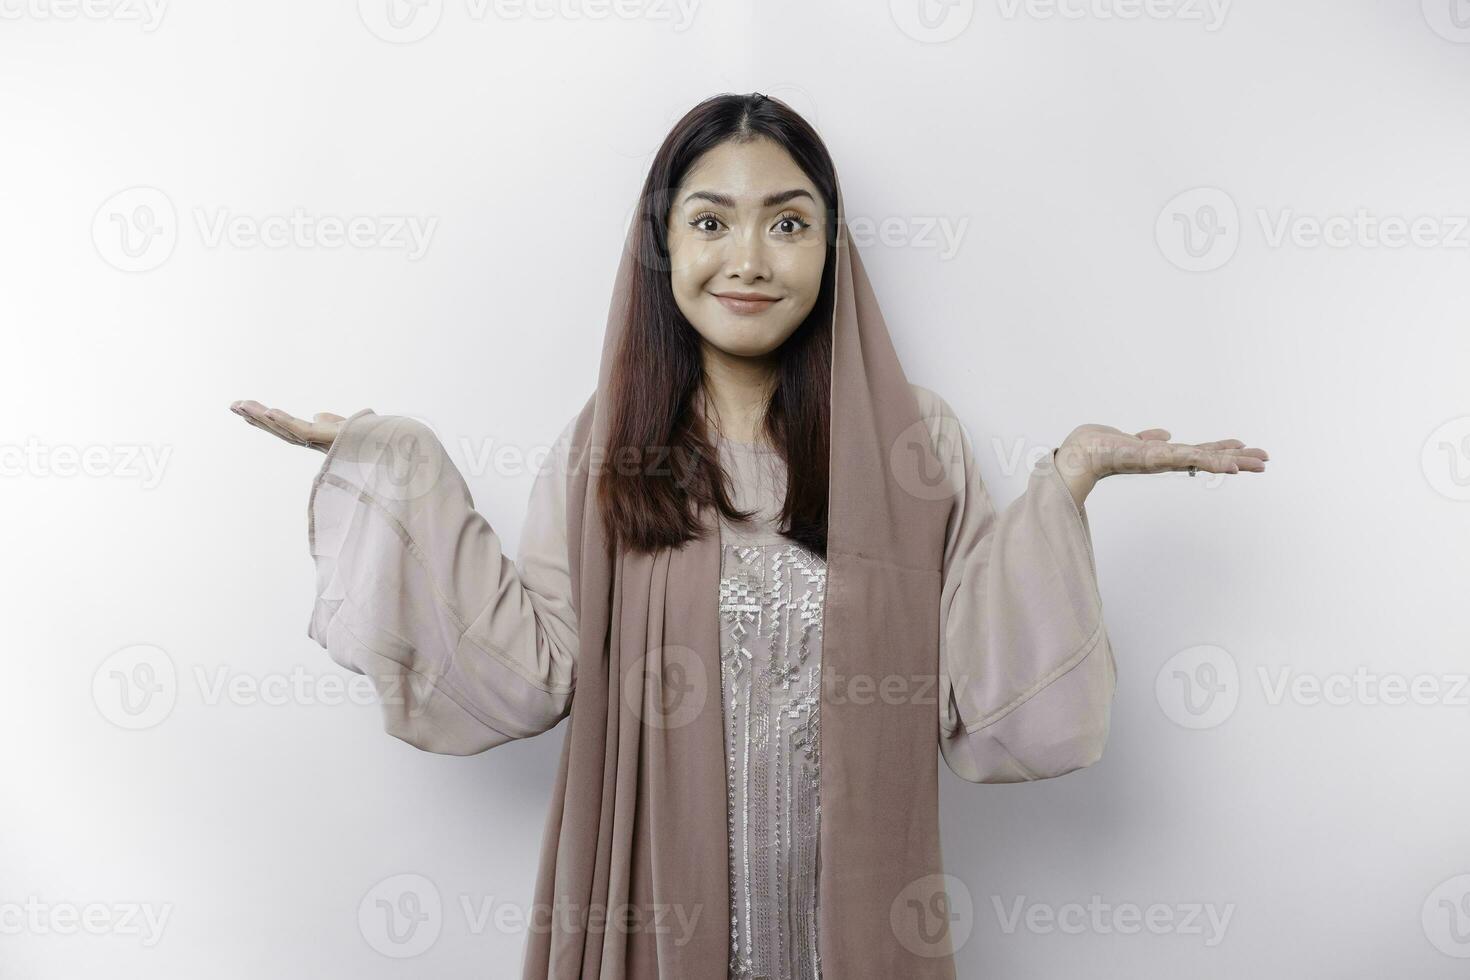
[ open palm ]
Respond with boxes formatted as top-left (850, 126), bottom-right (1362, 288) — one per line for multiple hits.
top-left (229, 400), bottom-right (345, 453)
top-left (1058, 424), bottom-right (1269, 482)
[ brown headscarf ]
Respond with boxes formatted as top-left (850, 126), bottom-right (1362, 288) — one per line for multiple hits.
top-left (521, 171), bottom-right (958, 978)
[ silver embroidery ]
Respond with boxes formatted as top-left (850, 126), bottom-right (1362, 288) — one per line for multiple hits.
top-left (719, 538), bottom-right (827, 980)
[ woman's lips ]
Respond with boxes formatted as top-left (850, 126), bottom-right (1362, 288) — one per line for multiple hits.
top-left (718, 297), bottom-right (775, 314)
top-left (713, 292), bottom-right (779, 315)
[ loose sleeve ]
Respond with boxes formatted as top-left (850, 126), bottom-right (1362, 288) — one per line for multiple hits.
top-left (913, 386), bottom-right (1117, 783)
top-left (306, 408), bottom-right (579, 755)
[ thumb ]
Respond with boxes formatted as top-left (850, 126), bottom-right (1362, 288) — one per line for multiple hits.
top-left (315, 412), bottom-right (346, 423)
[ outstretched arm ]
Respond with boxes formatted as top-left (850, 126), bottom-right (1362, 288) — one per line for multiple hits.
top-left (924, 385), bottom-right (1267, 782)
top-left (231, 400), bottom-right (579, 754)
top-left (918, 386), bottom-right (1115, 782)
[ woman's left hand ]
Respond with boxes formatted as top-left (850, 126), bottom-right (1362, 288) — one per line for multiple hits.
top-left (1053, 424), bottom-right (1269, 507)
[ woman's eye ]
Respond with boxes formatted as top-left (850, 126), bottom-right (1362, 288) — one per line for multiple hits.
top-left (773, 212), bottom-right (811, 237)
top-left (689, 213), bottom-right (724, 234)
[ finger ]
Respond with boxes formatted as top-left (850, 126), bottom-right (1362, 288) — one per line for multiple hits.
top-left (235, 401), bottom-right (309, 446)
top-left (1134, 428), bottom-right (1171, 441)
top-left (1204, 443), bottom-right (1270, 470)
top-left (1191, 438), bottom-right (1271, 464)
top-left (1169, 445), bottom-right (1239, 474)
top-left (262, 407), bottom-right (315, 446)
top-left (1227, 448), bottom-right (1268, 472)
top-left (232, 400), bottom-right (285, 435)
top-left (1114, 442), bottom-right (1237, 474)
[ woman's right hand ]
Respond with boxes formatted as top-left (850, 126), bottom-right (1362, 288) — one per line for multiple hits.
top-left (230, 400), bottom-right (345, 453)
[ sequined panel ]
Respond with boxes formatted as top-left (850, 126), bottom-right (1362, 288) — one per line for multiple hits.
top-left (719, 538), bottom-right (827, 980)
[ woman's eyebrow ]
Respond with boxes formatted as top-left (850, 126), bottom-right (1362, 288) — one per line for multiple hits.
top-left (681, 188), bottom-right (815, 209)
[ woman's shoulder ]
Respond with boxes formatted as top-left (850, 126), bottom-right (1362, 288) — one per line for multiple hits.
top-left (907, 382), bottom-right (968, 461)
top-left (908, 381), bottom-right (958, 422)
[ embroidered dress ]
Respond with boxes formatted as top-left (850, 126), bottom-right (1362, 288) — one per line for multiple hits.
top-left (716, 437), bottom-right (826, 980)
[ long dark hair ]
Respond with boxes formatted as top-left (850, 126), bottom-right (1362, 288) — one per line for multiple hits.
top-left (597, 93), bottom-right (838, 560)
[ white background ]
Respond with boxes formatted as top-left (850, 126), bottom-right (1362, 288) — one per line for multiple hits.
top-left (3, 0), bottom-right (1470, 976)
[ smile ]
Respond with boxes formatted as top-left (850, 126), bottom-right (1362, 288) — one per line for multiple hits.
top-left (712, 291), bottom-right (780, 315)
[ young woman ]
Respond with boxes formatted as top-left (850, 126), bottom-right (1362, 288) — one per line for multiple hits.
top-left (230, 93), bottom-right (1267, 980)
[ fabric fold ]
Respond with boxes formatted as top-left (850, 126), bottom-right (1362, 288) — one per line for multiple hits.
top-left (306, 408), bottom-right (577, 754)
top-left (929, 397), bottom-right (1116, 784)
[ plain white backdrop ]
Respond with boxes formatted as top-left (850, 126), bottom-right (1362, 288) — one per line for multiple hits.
top-left (3, 1), bottom-right (1469, 976)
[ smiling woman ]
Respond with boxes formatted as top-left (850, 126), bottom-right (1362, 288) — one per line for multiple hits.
top-left (230, 91), bottom-right (1266, 980)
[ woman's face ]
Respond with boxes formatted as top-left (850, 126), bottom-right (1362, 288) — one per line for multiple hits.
top-left (665, 137), bottom-right (828, 360)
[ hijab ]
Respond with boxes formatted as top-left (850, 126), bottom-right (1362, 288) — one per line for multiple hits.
top-left (521, 168), bottom-right (958, 979)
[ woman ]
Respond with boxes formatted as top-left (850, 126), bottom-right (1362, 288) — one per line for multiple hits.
top-left (230, 93), bottom-right (1267, 979)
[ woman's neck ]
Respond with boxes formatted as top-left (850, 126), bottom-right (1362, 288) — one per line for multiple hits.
top-left (699, 345), bottom-right (778, 446)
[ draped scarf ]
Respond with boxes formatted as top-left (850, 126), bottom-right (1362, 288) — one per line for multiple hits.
top-left (521, 174), bottom-right (958, 979)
